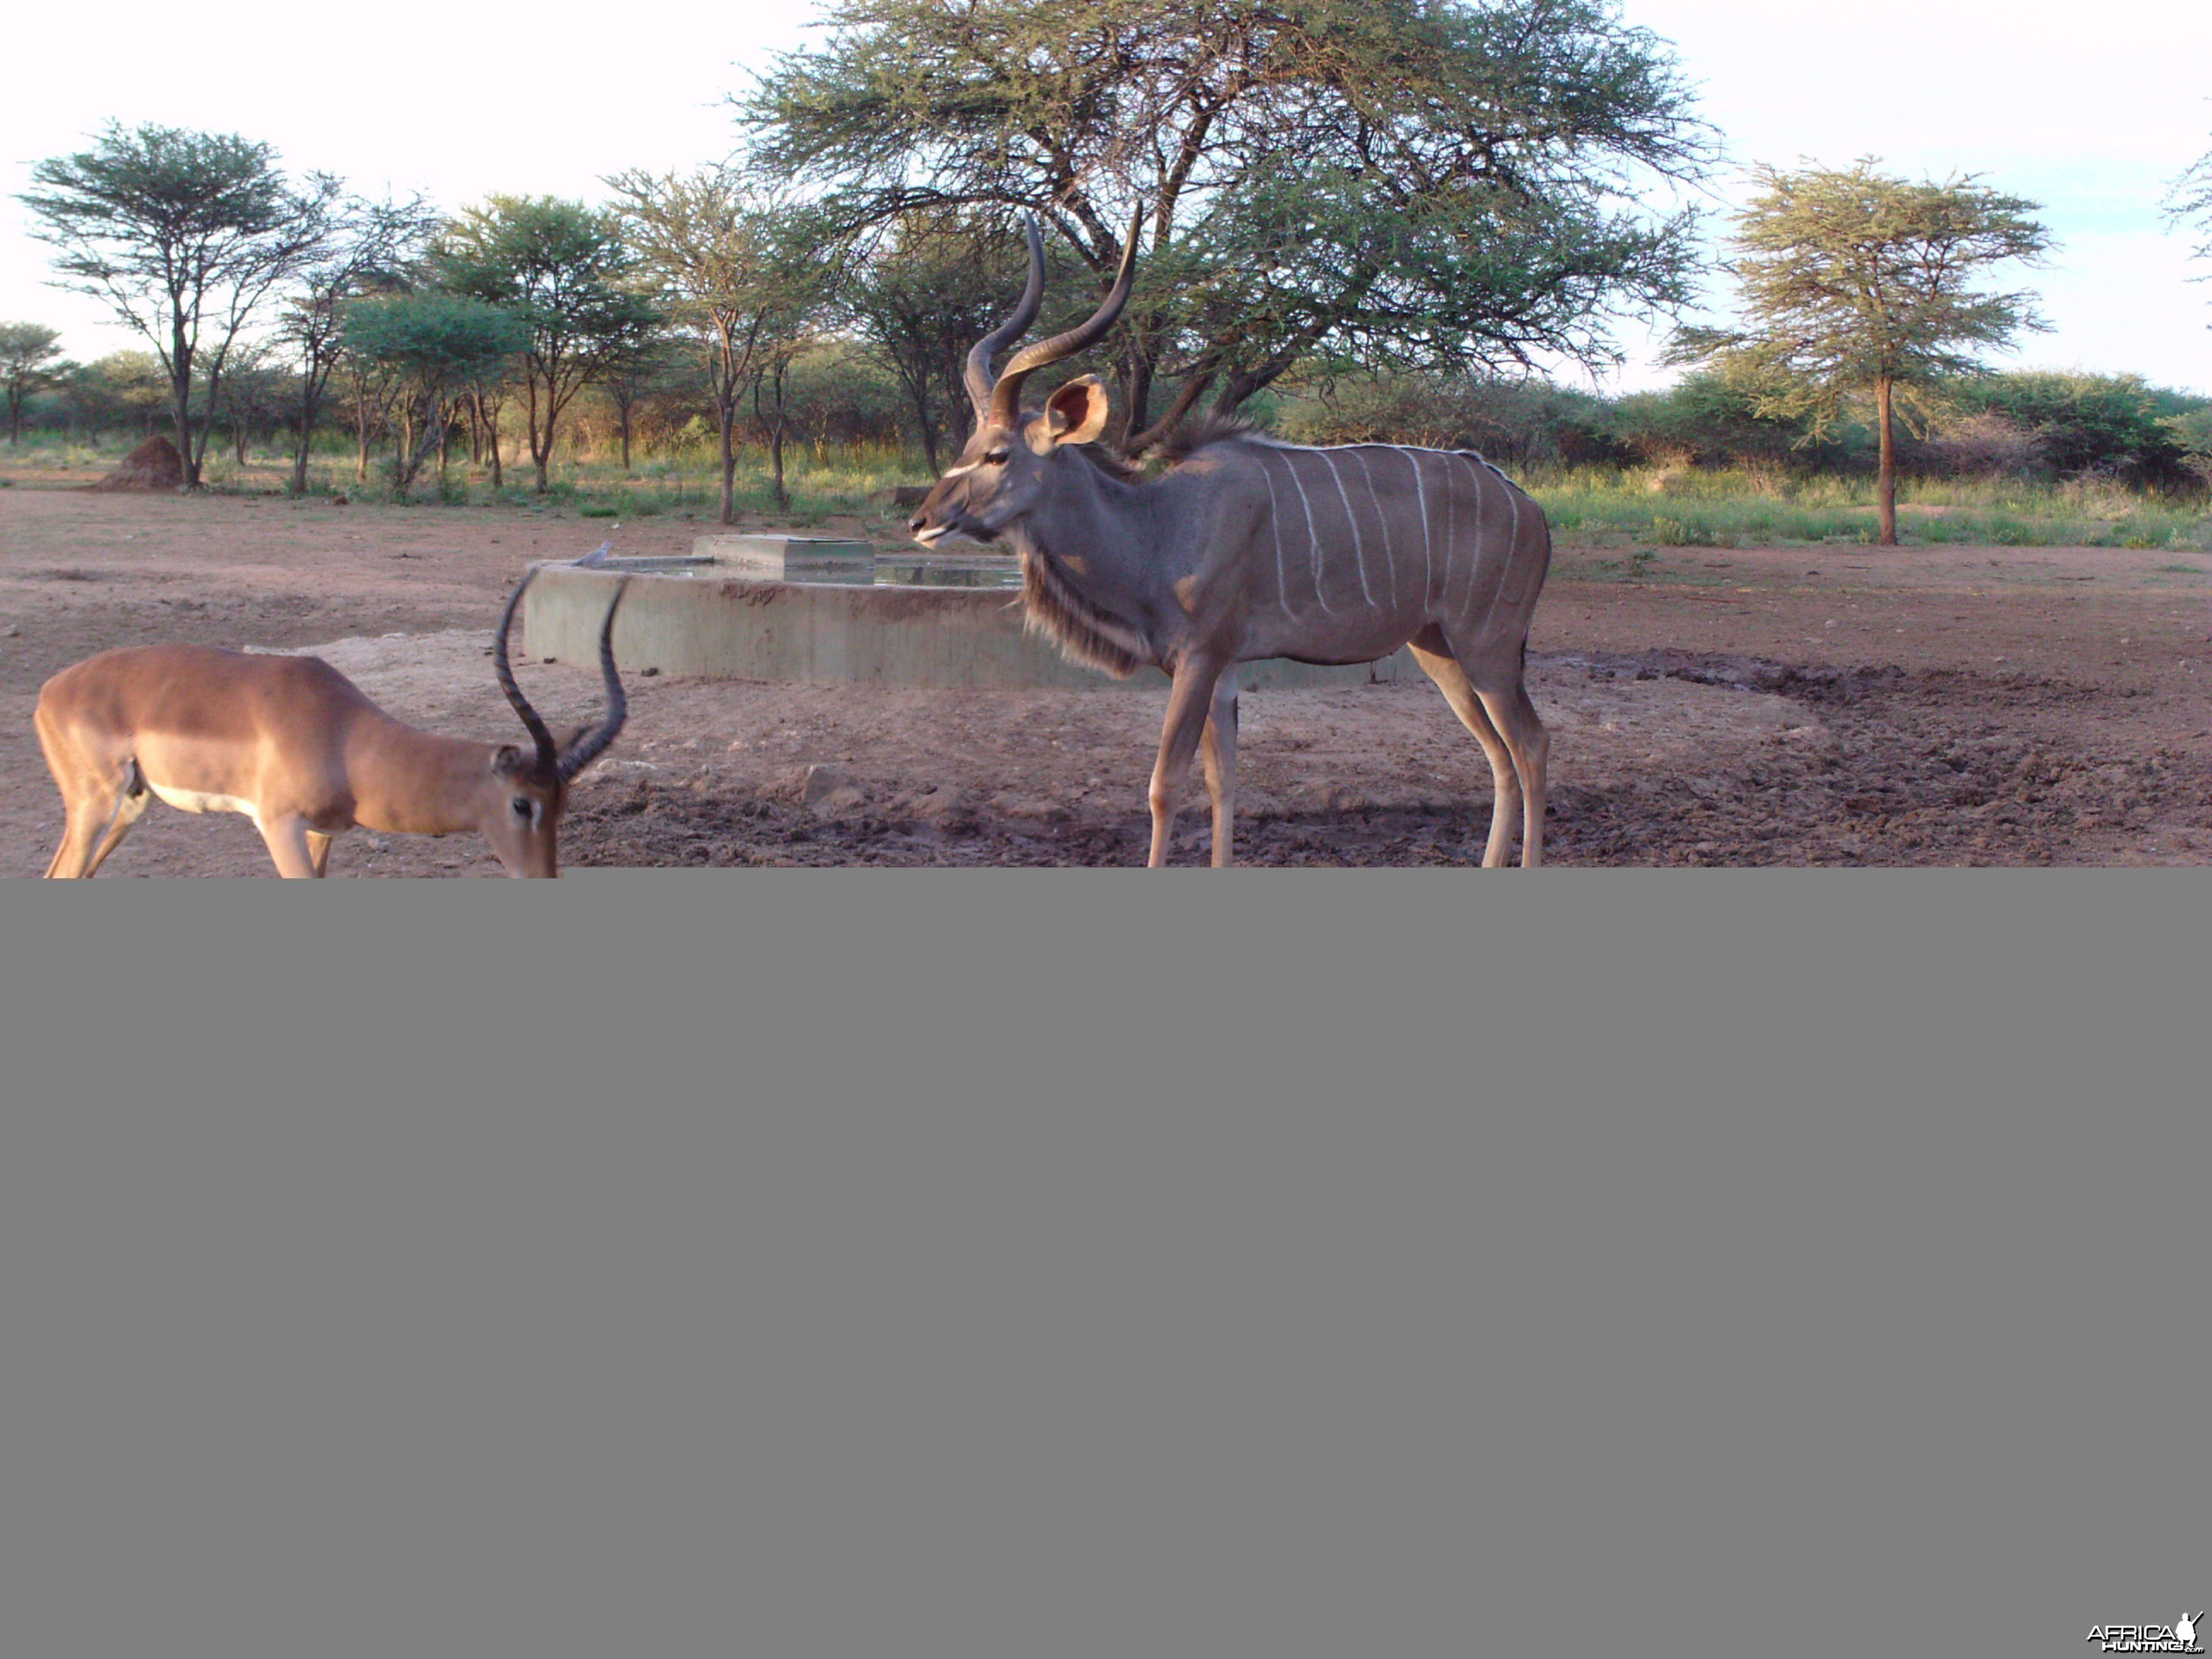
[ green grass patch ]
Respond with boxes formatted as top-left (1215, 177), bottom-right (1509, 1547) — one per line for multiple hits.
top-left (1525, 464), bottom-right (2210, 550)
top-left (10, 430), bottom-right (2209, 552)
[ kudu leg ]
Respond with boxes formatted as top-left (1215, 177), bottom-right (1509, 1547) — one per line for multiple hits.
top-left (1473, 681), bottom-right (1550, 869)
top-left (1148, 655), bottom-right (1230, 867)
top-left (1409, 639), bottom-right (1521, 868)
top-left (1198, 679), bottom-right (1241, 868)
top-left (306, 832), bottom-right (335, 877)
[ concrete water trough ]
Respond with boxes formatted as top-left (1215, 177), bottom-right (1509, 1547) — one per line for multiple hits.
top-left (523, 534), bottom-right (1418, 692)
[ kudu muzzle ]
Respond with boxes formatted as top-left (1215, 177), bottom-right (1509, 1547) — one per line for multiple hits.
top-left (908, 476), bottom-right (1003, 544)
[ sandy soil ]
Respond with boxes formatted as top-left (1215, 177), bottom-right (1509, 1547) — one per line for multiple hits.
top-left (2, 483), bottom-right (2207, 872)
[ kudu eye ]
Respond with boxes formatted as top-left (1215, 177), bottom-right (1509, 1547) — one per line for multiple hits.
top-left (983, 448), bottom-right (1010, 466)
top-left (512, 797), bottom-right (532, 817)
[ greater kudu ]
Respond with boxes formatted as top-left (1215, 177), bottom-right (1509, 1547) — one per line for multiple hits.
top-left (909, 211), bottom-right (1553, 867)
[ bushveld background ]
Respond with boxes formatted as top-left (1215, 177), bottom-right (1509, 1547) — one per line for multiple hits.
top-left (7, 349), bottom-right (2205, 556)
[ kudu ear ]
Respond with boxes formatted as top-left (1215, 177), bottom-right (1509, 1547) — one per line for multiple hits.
top-left (1027, 375), bottom-right (1111, 454)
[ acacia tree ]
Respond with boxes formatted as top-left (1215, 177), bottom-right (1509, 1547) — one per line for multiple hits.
top-left (2166, 134), bottom-right (2212, 310)
top-left (18, 122), bottom-right (342, 487)
top-left (597, 329), bottom-right (681, 474)
top-left (0, 323), bottom-right (73, 445)
top-left (435, 196), bottom-right (659, 493)
top-left (210, 340), bottom-right (289, 464)
top-left (841, 209), bottom-right (1040, 470)
top-left (275, 192), bottom-right (438, 494)
top-left (739, 0), bottom-right (1711, 453)
top-left (607, 169), bottom-right (826, 520)
top-left (340, 294), bottom-right (526, 501)
top-left (1667, 160), bottom-right (2051, 546)
top-left (60, 352), bottom-right (167, 442)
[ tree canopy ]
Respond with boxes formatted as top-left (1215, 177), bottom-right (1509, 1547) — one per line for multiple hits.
top-left (738, 0), bottom-right (1713, 451)
top-left (435, 196), bottom-right (659, 492)
top-left (0, 322), bottom-right (73, 445)
top-left (18, 121), bottom-right (341, 486)
top-left (275, 191), bottom-right (439, 493)
top-left (2166, 135), bottom-right (2212, 308)
top-left (838, 207), bottom-right (1040, 470)
top-left (606, 167), bottom-right (833, 518)
top-left (1667, 159), bottom-right (2051, 543)
top-left (342, 292), bottom-right (527, 498)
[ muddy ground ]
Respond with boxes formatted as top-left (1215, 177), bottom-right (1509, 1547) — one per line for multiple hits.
top-left (1, 485), bottom-right (2206, 872)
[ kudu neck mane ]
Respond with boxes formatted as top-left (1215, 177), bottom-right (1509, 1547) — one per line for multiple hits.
top-left (998, 421), bottom-right (1263, 680)
top-left (1008, 449), bottom-right (1154, 678)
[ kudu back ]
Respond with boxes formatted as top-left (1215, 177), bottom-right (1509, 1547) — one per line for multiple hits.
top-left (909, 210), bottom-right (1553, 867)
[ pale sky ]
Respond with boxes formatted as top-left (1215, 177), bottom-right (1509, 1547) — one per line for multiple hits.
top-left (3, 0), bottom-right (2208, 395)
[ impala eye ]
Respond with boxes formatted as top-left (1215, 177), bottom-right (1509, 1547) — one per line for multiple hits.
top-left (512, 798), bottom-right (532, 817)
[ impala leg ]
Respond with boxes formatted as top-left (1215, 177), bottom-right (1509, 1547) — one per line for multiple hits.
top-left (1148, 655), bottom-right (1229, 867)
top-left (1198, 678), bottom-right (1240, 868)
top-left (306, 832), bottom-right (335, 877)
top-left (36, 710), bottom-right (115, 878)
top-left (45, 797), bottom-right (114, 878)
top-left (79, 785), bottom-right (152, 878)
top-left (42, 767), bottom-right (115, 878)
top-left (260, 816), bottom-right (324, 879)
top-left (66, 758), bottom-right (154, 878)
top-left (1409, 638), bottom-right (1520, 868)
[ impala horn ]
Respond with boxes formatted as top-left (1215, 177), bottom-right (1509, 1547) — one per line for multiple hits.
top-left (987, 201), bottom-right (1143, 429)
top-left (557, 580), bottom-right (630, 782)
top-left (963, 215), bottom-right (1047, 418)
top-left (491, 569), bottom-right (631, 781)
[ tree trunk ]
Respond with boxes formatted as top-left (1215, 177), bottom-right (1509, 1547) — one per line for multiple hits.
top-left (527, 375), bottom-right (550, 494)
top-left (718, 400), bottom-right (738, 527)
top-left (756, 361), bottom-right (792, 514)
top-left (910, 380), bottom-right (940, 474)
top-left (291, 409), bottom-right (312, 495)
top-left (1875, 375), bottom-right (1898, 547)
top-left (172, 395), bottom-right (195, 491)
top-left (190, 356), bottom-right (225, 487)
top-left (354, 374), bottom-right (373, 484)
top-left (395, 401), bottom-right (415, 501)
top-left (170, 315), bottom-right (197, 491)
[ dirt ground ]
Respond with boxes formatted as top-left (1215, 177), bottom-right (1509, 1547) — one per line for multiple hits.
top-left (2, 484), bottom-right (2207, 872)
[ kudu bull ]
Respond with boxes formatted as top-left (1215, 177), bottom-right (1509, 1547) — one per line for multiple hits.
top-left (910, 210), bottom-right (1553, 867)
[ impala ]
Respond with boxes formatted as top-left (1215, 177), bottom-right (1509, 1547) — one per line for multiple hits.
top-left (35, 570), bottom-right (629, 878)
top-left (910, 210), bottom-right (1553, 867)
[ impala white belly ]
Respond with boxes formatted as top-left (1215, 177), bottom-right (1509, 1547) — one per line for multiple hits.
top-left (148, 781), bottom-right (261, 825)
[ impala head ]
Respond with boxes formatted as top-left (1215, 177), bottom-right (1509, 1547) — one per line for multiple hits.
top-left (909, 206), bottom-right (1142, 548)
top-left (485, 571), bottom-right (630, 877)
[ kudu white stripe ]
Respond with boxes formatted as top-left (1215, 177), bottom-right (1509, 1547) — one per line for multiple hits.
top-left (1316, 451), bottom-right (1376, 607)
